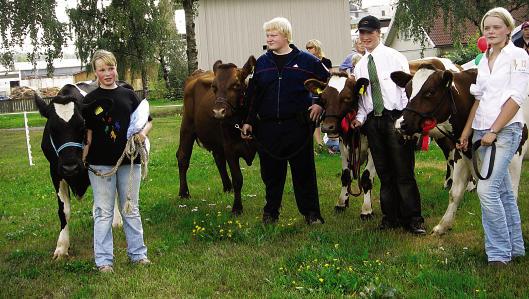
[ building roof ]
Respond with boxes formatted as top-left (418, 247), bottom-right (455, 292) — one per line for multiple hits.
top-left (386, 5), bottom-right (529, 48)
top-left (428, 7), bottom-right (528, 47)
top-left (427, 16), bottom-right (478, 47)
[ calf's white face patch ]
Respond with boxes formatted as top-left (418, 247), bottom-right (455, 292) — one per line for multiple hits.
top-left (328, 76), bottom-right (347, 93)
top-left (54, 102), bottom-right (75, 122)
top-left (411, 68), bottom-right (435, 100)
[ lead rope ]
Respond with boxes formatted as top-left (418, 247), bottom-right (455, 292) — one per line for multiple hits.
top-left (87, 134), bottom-right (149, 214)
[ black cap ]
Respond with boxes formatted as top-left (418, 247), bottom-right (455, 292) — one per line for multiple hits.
top-left (358, 15), bottom-right (380, 32)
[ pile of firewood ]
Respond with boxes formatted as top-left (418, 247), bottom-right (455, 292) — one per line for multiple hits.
top-left (10, 87), bottom-right (35, 100)
top-left (9, 86), bottom-right (60, 99)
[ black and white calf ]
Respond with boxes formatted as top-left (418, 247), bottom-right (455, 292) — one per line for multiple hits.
top-left (305, 73), bottom-right (376, 219)
top-left (36, 82), bottom-right (124, 259)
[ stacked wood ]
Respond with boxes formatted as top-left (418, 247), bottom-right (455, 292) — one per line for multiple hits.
top-left (10, 87), bottom-right (36, 100)
top-left (39, 87), bottom-right (60, 98)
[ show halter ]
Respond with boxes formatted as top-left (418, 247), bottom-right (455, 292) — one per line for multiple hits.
top-left (49, 136), bottom-right (84, 156)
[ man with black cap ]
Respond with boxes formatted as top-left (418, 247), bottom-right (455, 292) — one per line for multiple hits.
top-left (514, 21), bottom-right (529, 55)
top-left (350, 15), bottom-right (426, 235)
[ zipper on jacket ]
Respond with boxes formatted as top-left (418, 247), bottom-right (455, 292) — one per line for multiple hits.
top-left (277, 73), bottom-right (281, 119)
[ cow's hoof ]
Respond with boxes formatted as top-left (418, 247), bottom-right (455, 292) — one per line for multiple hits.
top-left (179, 192), bottom-right (191, 199)
top-left (231, 208), bottom-right (243, 216)
top-left (334, 206), bottom-right (347, 213)
top-left (53, 249), bottom-right (69, 260)
top-left (431, 225), bottom-right (447, 236)
top-left (360, 213), bottom-right (374, 221)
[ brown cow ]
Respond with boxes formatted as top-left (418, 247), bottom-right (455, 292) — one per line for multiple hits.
top-left (391, 64), bottom-right (528, 235)
top-left (409, 57), bottom-right (463, 75)
top-left (177, 56), bottom-right (257, 215)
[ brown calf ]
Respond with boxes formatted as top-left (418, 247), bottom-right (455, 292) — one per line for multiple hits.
top-left (177, 57), bottom-right (257, 215)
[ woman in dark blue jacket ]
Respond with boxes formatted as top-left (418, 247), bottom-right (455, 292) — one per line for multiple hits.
top-left (241, 17), bottom-right (329, 225)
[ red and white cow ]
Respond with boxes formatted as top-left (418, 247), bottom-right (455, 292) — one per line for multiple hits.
top-left (305, 73), bottom-right (376, 219)
top-left (392, 64), bottom-right (528, 235)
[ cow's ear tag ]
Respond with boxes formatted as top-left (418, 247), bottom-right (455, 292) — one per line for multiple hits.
top-left (359, 86), bottom-right (365, 95)
top-left (95, 106), bottom-right (103, 115)
top-left (316, 87), bottom-right (323, 95)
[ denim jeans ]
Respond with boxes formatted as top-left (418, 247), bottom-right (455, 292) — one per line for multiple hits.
top-left (473, 122), bottom-right (525, 262)
top-left (88, 164), bottom-right (148, 267)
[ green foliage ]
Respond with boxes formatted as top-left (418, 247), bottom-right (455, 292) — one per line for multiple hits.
top-left (0, 0), bottom-right (68, 74)
top-left (394, 1), bottom-right (528, 43)
top-left (444, 32), bottom-right (481, 65)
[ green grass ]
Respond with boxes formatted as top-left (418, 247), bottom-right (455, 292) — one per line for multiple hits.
top-left (1, 113), bottom-right (528, 297)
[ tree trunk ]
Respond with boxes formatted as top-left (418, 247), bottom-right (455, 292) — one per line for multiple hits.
top-left (159, 55), bottom-right (171, 90)
top-left (183, 0), bottom-right (198, 75)
top-left (141, 66), bottom-right (149, 99)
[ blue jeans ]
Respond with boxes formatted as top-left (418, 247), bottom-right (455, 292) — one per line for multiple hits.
top-left (473, 122), bottom-right (525, 262)
top-left (88, 164), bottom-right (148, 267)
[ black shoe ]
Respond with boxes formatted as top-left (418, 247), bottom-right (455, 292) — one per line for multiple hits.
top-left (262, 213), bottom-right (278, 225)
top-left (378, 217), bottom-right (400, 230)
top-left (404, 222), bottom-right (426, 235)
top-left (305, 213), bottom-right (325, 225)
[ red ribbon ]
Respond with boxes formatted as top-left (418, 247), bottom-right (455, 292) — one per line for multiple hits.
top-left (421, 119), bottom-right (437, 151)
top-left (341, 111), bottom-right (357, 134)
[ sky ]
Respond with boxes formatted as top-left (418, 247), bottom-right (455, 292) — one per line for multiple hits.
top-left (362, 0), bottom-right (392, 8)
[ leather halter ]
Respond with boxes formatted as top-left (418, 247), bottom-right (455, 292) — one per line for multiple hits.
top-left (404, 80), bottom-right (458, 123)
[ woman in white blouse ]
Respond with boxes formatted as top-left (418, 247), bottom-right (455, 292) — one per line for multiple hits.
top-left (458, 7), bottom-right (529, 266)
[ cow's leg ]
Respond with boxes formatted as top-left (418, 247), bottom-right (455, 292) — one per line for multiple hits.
top-left (112, 195), bottom-right (123, 228)
top-left (212, 151), bottom-right (232, 193)
top-left (359, 149), bottom-right (375, 220)
top-left (432, 154), bottom-right (471, 235)
top-left (176, 123), bottom-right (196, 198)
top-left (226, 157), bottom-right (243, 215)
top-left (53, 179), bottom-right (71, 260)
top-left (335, 140), bottom-right (350, 212)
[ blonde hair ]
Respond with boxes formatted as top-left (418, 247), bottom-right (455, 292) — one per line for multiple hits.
top-left (306, 39), bottom-right (325, 59)
top-left (263, 17), bottom-right (292, 43)
top-left (90, 49), bottom-right (118, 84)
top-left (481, 7), bottom-right (514, 57)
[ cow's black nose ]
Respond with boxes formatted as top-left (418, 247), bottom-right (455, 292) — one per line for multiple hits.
top-left (61, 164), bottom-right (79, 176)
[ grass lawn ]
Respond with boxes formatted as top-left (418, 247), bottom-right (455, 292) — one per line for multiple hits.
top-left (0, 113), bottom-right (528, 298)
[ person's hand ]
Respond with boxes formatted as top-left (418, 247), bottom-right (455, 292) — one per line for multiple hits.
top-left (350, 119), bottom-right (362, 129)
top-left (241, 124), bottom-right (253, 140)
top-left (135, 132), bottom-right (147, 143)
top-left (456, 133), bottom-right (470, 151)
top-left (481, 132), bottom-right (497, 146)
top-left (308, 104), bottom-right (323, 122)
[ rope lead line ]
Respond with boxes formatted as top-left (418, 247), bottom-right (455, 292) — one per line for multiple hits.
top-left (88, 134), bottom-right (149, 214)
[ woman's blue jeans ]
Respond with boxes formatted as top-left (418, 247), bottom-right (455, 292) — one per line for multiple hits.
top-left (473, 122), bottom-right (525, 262)
top-left (88, 164), bottom-right (148, 267)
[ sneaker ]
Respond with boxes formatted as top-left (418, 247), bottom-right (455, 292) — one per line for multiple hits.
top-left (135, 258), bottom-right (152, 266)
top-left (378, 217), bottom-right (400, 230)
top-left (404, 222), bottom-right (427, 235)
top-left (98, 265), bottom-right (114, 273)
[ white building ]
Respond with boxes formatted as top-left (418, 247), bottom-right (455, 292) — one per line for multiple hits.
top-left (0, 59), bottom-right (84, 97)
top-left (195, 0), bottom-right (351, 69)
